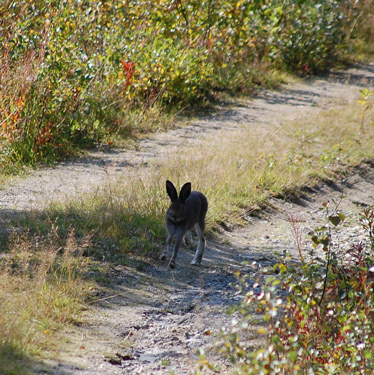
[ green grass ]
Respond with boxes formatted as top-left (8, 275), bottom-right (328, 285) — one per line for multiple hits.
top-left (0, 343), bottom-right (29, 375)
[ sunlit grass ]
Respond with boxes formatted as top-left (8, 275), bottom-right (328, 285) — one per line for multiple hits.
top-left (0, 230), bottom-right (92, 375)
top-left (156, 103), bottom-right (374, 226)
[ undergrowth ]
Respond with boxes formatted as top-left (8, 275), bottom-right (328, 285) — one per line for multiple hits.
top-left (197, 203), bottom-right (374, 374)
top-left (0, 0), bottom-right (372, 171)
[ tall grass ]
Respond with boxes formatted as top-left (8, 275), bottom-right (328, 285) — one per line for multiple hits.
top-left (160, 106), bottom-right (374, 225)
top-left (345, 0), bottom-right (374, 61)
top-left (0, 230), bottom-right (92, 375)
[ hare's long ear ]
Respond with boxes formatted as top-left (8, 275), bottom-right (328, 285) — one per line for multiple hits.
top-left (179, 182), bottom-right (191, 203)
top-left (166, 180), bottom-right (178, 202)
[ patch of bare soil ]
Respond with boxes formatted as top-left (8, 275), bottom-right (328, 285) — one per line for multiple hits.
top-left (1, 64), bottom-right (374, 375)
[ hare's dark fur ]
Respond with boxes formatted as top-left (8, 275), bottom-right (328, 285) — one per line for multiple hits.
top-left (160, 180), bottom-right (208, 269)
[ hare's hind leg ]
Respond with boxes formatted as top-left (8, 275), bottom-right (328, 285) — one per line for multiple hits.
top-left (183, 231), bottom-right (192, 247)
top-left (191, 223), bottom-right (205, 266)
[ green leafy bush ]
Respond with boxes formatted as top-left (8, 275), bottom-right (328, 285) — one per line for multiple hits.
top-left (200, 203), bottom-right (374, 374)
top-left (0, 0), bottom-right (362, 169)
top-left (273, 0), bottom-right (345, 72)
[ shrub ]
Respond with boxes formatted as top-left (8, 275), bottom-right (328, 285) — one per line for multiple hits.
top-left (273, 0), bottom-right (345, 73)
top-left (199, 203), bottom-right (374, 374)
top-left (0, 0), bottom-right (363, 169)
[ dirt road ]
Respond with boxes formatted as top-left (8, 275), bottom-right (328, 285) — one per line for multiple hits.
top-left (3, 64), bottom-right (374, 375)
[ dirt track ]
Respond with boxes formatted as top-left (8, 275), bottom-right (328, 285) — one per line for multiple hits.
top-left (3, 64), bottom-right (374, 375)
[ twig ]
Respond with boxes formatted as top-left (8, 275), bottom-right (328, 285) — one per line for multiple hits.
top-left (0, 109), bottom-right (18, 129)
top-left (89, 292), bottom-right (130, 305)
top-left (288, 213), bottom-right (305, 265)
top-left (319, 239), bottom-right (331, 306)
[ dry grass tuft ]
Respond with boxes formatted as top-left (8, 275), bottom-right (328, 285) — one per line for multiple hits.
top-left (43, 100), bottom-right (374, 247)
top-left (0, 230), bottom-right (92, 374)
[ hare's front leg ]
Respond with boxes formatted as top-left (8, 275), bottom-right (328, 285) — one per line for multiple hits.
top-left (191, 223), bottom-right (205, 266)
top-left (160, 233), bottom-right (173, 261)
top-left (169, 231), bottom-right (183, 269)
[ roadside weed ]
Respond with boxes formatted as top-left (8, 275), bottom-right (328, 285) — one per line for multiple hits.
top-left (358, 88), bottom-right (373, 134)
top-left (197, 204), bottom-right (374, 374)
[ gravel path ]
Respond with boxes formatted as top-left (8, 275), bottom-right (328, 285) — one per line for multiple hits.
top-left (3, 64), bottom-right (374, 375)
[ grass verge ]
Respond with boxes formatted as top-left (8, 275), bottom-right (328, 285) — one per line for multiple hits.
top-left (0, 230), bottom-right (92, 375)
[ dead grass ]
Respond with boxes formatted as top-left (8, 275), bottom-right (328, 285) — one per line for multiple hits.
top-left (0, 230), bottom-right (92, 375)
top-left (36, 99), bottom-right (374, 244)
top-left (31, 98), bottom-right (374, 255)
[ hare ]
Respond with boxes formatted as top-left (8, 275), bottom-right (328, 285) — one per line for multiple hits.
top-left (160, 180), bottom-right (208, 269)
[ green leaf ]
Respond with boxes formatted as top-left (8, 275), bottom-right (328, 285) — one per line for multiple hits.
top-left (288, 350), bottom-right (298, 362)
top-left (311, 235), bottom-right (319, 245)
top-left (149, 228), bottom-right (162, 238)
top-left (328, 215), bottom-right (341, 226)
top-left (279, 263), bottom-right (287, 274)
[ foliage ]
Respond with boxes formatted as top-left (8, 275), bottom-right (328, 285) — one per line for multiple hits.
top-left (358, 88), bottom-right (373, 134)
top-left (272, 0), bottom-right (345, 73)
top-left (0, 0), bottom-right (359, 170)
top-left (343, 0), bottom-right (374, 60)
top-left (198, 203), bottom-right (374, 374)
